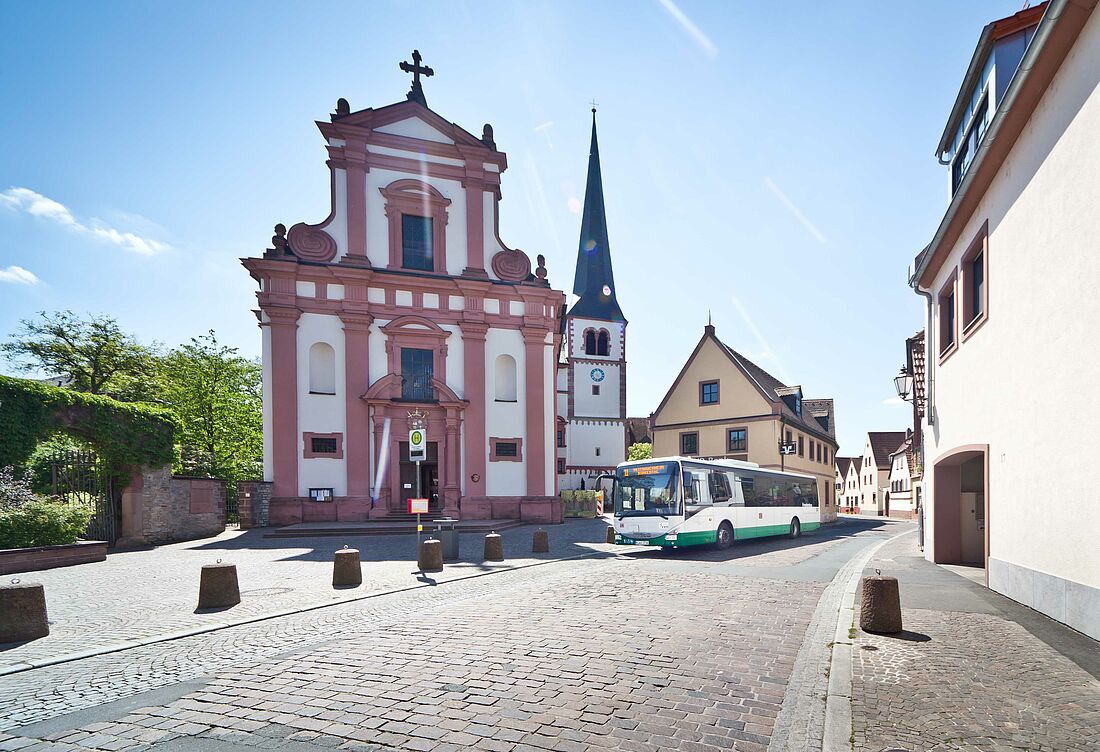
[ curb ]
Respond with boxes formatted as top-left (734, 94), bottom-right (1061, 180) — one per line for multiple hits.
top-left (822, 529), bottom-right (916, 752)
top-left (0, 547), bottom-right (618, 678)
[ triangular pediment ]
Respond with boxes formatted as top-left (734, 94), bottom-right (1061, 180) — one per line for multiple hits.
top-left (375, 116), bottom-right (454, 144)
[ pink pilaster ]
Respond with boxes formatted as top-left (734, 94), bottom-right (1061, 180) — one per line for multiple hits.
top-left (340, 310), bottom-right (373, 499)
top-left (443, 410), bottom-right (461, 517)
top-left (462, 172), bottom-right (487, 277)
top-left (370, 413), bottom-right (390, 516)
top-left (342, 140), bottom-right (369, 262)
top-left (267, 307), bottom-right (301, 499)
top-left (459, 321), bottom-right (488, 499)
top-left (522, 327), bottom-right (547, 497)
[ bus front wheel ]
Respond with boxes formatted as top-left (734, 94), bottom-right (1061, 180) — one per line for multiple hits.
top-left (789, 518), bottom-right (801, 538)
top-left (716, 522), bottom-right (733, 550)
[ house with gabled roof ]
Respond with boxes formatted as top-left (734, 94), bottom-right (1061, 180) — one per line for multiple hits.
top-left (651, 323), bottom-right (838, 522)
top-left (858, 431), bottom-right (907, 516)
top-left (835, 456), bottom-right (861, 513)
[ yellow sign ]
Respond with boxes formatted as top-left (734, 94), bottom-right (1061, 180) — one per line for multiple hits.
top-left (410, 429), bottom-right (424, 446)
top-left (417, 524), bottom-right (423, 532)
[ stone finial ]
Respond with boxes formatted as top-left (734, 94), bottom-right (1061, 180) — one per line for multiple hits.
top-left (482, 123), bottom-right (495, 148)
top-left (535, 254), bottom-right (548, 281)
top-left (335, 98), bottom-right (350, 117)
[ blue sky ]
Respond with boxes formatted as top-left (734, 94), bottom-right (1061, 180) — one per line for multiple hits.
top-left (0, 0), bottom-right (1012, 456)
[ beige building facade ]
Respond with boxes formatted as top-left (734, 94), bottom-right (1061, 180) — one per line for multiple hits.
top-left (652, 324), bottom-right (838, 523)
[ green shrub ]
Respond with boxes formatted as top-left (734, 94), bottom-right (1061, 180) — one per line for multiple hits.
top-left (0, 465), bottom-right (37, 510)
top-left (0, 498), bottom-right (92, 549)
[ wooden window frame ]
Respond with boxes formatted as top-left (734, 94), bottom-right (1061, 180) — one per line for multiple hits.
top-left (727, 427), bottom-right (747, 453)
top-left (379, 179), bottom-right (451, 274)
top-left (961, 221), bottom-right (989, 341)
top-left (489, 437), bottom-right (523, 462)
top-left (303, 432), bottom-right (344, 459)
top-left (938, 268), bottom-right (959, 363)
top-left (679, 431), bottom-right (699, 456)
top-left (699, 380), bottom-right (720, 406)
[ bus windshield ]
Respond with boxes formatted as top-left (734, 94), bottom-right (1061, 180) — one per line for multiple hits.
top-left (615, 462), bottom-right (682, 517)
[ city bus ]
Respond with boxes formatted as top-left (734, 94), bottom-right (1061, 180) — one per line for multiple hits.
top-left (603, 456), bottom-right (821, 549)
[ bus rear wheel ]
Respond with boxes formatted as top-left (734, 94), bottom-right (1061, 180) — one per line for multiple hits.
top-left (716, 522), bottom-right (733, 550)
top-left (789, 518), bottom-right (801, 538)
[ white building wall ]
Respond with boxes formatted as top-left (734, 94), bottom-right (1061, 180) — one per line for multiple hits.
top-left (295, 312), bottom-right (347, 496)
top-left (573, 363), bottom-right (621, 418)
top-left (921, 10), bottom-right (1100, 639)
top-left (441, 324), bottom-right (464, 398)
top-left (484, 327), bottom-right (526, 496)
top-left (368, 320), bottom-right (390, 386)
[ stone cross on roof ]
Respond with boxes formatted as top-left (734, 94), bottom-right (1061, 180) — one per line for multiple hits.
top-left (399, 49), bottom-right (434, 107)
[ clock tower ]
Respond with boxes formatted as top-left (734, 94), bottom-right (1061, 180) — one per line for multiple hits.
top-left (555, 111), bottom-right (628, 490)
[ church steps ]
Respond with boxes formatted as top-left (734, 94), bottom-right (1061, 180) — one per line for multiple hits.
top-left (264, 519), bottom-right (525, 538)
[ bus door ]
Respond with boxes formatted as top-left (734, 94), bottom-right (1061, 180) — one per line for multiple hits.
top-left (682, 468), bottom-right (712, 528)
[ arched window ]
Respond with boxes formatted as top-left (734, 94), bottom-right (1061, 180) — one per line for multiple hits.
top-left (596, 329), bottom-right (610, 356)
top-left (584, 330), bottom-right (597, 355)
top-left (494, 354), bottom-right (517, 402)
top-left (309, 342), bottom-right (336, 395)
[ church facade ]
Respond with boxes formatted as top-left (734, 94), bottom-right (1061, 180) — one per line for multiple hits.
top-left (555, 114), bottom-right (628, 490)
top-left (242, 54), bottom-right (565, 524)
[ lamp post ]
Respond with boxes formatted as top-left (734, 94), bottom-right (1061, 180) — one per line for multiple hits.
top-left (893, 366), bottom-right (914, 403)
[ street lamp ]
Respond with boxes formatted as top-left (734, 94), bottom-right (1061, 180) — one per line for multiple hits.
top-left (893, 366), bottom-right (914, 402)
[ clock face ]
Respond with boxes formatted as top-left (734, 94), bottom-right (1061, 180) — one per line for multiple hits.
top-left (590, 367), bottom-right (606, 382)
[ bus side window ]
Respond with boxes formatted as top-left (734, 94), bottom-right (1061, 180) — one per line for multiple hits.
top-left (683, 472), bottom-right (698, 502)
top-left (709, 472), bottom-right (731, 503)
top-left (728, 472), bottom-right (744, 505)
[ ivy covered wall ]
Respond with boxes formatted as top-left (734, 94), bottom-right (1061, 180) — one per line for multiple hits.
top-left (0, 375), bottom-right (179, 472)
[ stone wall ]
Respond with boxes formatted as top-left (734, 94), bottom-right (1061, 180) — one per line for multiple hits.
top-left (238, 481), bottom-right (272, 529)
top-left (0, 541), bottom-right (108, 575)
top-left (119, 467), bottom-right (227, 546)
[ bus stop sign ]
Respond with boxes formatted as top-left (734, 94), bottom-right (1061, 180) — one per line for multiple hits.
top-left (409, 429), bottom-right (427, 462)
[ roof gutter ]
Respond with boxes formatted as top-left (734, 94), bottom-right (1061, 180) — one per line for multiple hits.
top-left (912, 0), bottom-right (1066, 290)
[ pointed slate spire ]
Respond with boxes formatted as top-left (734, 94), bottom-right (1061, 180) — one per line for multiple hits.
top-left (570, 110), bottom-right (626, 322)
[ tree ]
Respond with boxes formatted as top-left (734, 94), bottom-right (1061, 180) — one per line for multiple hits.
top-left (2, 311), bottom-right (157, 399)
top-left (157, 331), bottom-right (262, 484)
top-left (627, 442), bottom-right (653, 461)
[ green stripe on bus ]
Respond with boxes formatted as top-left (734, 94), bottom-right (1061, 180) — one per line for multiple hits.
top-left (734, 524), bottom-right (792, 540)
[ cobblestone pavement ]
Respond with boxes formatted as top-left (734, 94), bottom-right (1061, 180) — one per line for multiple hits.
top-left (0, 518), bottom-right (615, 673)
top-left (1, 546), bottom-right (829, 751)
top-left (851, 536), bottom-right (1100, 752)
top-left (2, 516), bottom-right (864, 676)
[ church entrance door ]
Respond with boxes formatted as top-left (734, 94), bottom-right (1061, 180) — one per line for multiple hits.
top-left (398, 441), bottom-right (441, 512)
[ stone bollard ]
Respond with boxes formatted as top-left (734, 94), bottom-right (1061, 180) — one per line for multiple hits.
top-left (0, 581), bottom-right (50, 643)
top-left (197, 562), bottom-right (241, 609)
top-left (419, 538), bottom-right (444, 573)
top-left (606, 526), bottom-right (616, 544)
top-left (332, 547), bottom-right (363, 587)
top-left (533, 529), bottom-right (549, 553)
top-left (860, 575), bottom-right (903, 634)
top-left (484, 532), bottom-right (504, 562)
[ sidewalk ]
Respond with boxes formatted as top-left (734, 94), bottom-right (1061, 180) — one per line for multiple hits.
top-left (850, 533), bottom-right (1100, 751)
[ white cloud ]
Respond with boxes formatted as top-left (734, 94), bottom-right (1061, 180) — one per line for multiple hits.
top-left (0, 187), bottom-right (170, 255)
top-left (0, 265), bottom-right (39, 285)
top-left (657, 0), bottom-right (719, 59)
top-left (882, 396), bottom-right (905, 406)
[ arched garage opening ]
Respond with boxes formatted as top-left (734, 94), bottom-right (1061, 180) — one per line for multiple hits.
top-left (932, 444), bottom-right (988, 572)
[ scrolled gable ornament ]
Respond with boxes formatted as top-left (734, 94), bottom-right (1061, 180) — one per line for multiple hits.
top-left (490, 248), bottom-right (532, 282)
top-left (287, 222), bottom-right (338, 263)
